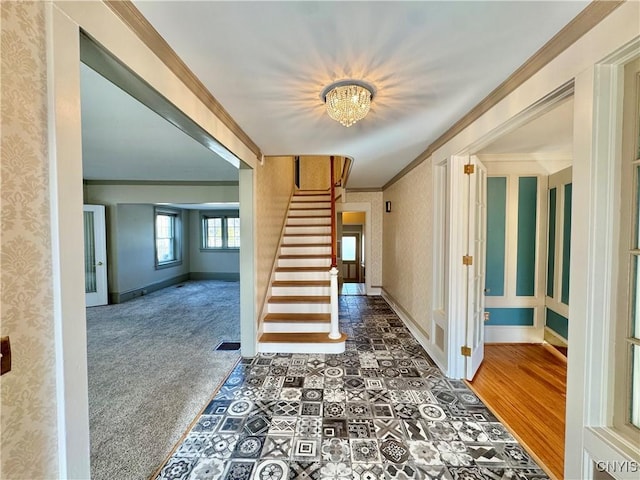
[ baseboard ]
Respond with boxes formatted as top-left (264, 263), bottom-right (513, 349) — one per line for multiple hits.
top-left (381, 288), bottom-right (447, 374)
top-left (543, 326), bottom-right (568, 346)
top-left (368, 286), bottom-right (382, 295)
top-left (485, 325), bottom-right (544, 343)
top-left (190, 272), bottom-right (240, 281)
top-left (111, 273), bottom-right (190, 304)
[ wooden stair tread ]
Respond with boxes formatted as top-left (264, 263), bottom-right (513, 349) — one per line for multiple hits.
top-left (279, 254), bottom-right (330, 259)
top-left (275, 266), bottom-right (330, 272)
top-left (268, 295), bottom-right (330, 303)
top-left (264, 313), bottom-right (331, 322)
top-left (259, 332), bottom-right (347, 343)
top-left (272, 280), bottom-right (330, 287)
top-left (286, 223), bottom-right (331, 227)
top-left (290, 207), bottom-right (331, 210)
top-left (284, 233), bottom-right (330, 237)
top-left (281, 243), bottom-right (330, 248)
top-left (287, 215), bottom-right (331, 219)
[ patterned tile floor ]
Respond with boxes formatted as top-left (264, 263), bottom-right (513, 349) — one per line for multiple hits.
top-left (156, 296), bottom-right (549, 480)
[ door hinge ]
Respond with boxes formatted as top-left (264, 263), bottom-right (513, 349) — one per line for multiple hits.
top-left (461, 345), bottom-right (472, 357)
top-left (464, 164), bottom-right (475, 175)
top-left (462, 255), bottom-right (473, 266)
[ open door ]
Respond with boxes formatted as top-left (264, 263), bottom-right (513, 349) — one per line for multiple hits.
top-left (84, 205), bottom-right (108, 306)
top-left (465, 156), bottom-right (487, 380)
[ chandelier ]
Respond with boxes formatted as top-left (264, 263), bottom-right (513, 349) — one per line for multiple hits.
top-left (321, 80), bottom-right (374, 127)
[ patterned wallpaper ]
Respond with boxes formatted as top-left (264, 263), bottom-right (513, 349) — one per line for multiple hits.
top-left (382, 161), bottom-right (433, 335)
top-left (1, 1), bottom-right (59, 477)
top-left (344, 191), bottom-right (383, 287)
top-left (255, 156), bottom-right (294, 320)
top-left (299, 156), bottom-right (330, 191)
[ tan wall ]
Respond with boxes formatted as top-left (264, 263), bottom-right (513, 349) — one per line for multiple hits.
top-left (382, 161), bottom-right (432, 336)
top-left (255, 156), bottom-right (294, 319)
top-left (342, 211), bottom-right (366, 225)
top-left (0, 2), bottom-right (59, 477)
top-left (299, 155), bottom-right (330, 190)
top-left (344, 191), bottom-right (383, 287)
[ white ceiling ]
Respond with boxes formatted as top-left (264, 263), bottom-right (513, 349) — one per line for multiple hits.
top-left (479, 97), bottom-right (574, 156)
top-left (80, 63), bottom-right (239, 181)
top-left (133, 0), bottom-right (588, 188)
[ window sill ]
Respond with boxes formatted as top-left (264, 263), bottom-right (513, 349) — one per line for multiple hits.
top-left (155, 260), bottom-right (182, 270)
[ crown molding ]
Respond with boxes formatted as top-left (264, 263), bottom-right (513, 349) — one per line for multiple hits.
top-left (383, 0), bottom-right (624, 191)
top-left (104, 1), bottom-right (262, 159)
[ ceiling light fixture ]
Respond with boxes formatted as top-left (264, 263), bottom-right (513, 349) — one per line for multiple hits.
top-left (321, 80), bottom-right (374, 127)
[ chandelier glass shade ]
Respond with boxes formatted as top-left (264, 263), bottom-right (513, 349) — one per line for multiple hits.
top-left (322, 80), bottom-right (374, 127)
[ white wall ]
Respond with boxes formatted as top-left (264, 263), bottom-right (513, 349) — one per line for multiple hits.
top-left (188, 210), bottom-right (240, 277)
top-left (115, 204), bottom-right (190, 294)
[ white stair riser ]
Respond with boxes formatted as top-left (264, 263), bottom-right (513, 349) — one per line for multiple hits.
top-left (278, 257), bottom-right (330, 268)
top-left (268, 303), bottom-right (330, 314)
top-left (275, 271), bottom-right (330, 281)
top-left (293, 195), bottom-right (331, 202)
top-left (285, 226), bottom-right (331, 235)
top-left (259, 341), bottom-right (345, 354)
top-left (288, 209), bottom-right (331, 217)
top-left (283, 235), bottom-right (331, 245)
top-left (281, 245), bottom-right (331, 256)
top-left (287, 217), bottom-right (331, 226)
top-left (263, 322), bottom-right (330, 333)
top-left (272, 286), bottom-right (331, 296)
top-left (290, 202), bottom-right (331, 209)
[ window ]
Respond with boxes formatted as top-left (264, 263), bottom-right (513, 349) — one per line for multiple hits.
top-left (615, 58), bottom-right (640, 435)
top-left (155, 208), bottom-right (181, 268)
top-left (202, 213), bottom-right (240, 249)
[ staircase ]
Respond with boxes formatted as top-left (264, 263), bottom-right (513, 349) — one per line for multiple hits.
top-left (258, 190), bottom-right (347, 353)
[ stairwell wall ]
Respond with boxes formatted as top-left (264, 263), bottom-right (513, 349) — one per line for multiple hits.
top-left (255, 156), bottom-right (295, 326)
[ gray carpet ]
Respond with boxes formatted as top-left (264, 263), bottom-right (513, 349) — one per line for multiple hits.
top-left (86, 280), bottom-right (241, 480)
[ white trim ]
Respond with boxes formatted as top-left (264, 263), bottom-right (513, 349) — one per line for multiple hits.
top-left (368, 286), bottom-right (382, 296)
top-left (485, 326), bottom-right (542, 344)
top-left (446, 155), bottom-right (469, 379)
top-left (382, 289), bottom-right (447, 374)
top-left (545, 326), bottom-right (568, 345)
top-left (47, 5), bottom-right (90, 478)
top-left (239, 168), bottom-right (256, 357)
top-left (565, 36), bottom-right (640, 479)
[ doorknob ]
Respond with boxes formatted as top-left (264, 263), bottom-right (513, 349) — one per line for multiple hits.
top-left (96, 261), bottom-right (103, 266)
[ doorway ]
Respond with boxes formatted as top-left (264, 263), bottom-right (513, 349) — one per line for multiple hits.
top-left (48, 15), bottom-right (257, 477)
top-left (464, 94), bottom-right (574, 479)
top-left (339, 211), bottom-right (366, 295)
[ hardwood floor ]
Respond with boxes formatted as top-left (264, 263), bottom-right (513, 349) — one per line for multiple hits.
top-left (467, 344), bottom-right (567, 480)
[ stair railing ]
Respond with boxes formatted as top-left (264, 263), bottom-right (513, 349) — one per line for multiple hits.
top-left (329, 155), bottom-right (340, 339)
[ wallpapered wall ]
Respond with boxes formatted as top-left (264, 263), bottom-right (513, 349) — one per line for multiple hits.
top-left (382, 161), bottom-right (433, 335)
top-left (255, 156), bottom-right (294, 321)
top-left (1, 1), bottom-right (60, 477)
top-left (344, 191), bottom-right (383, 287)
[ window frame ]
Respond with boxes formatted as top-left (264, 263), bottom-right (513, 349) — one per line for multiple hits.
top-left (154, 207), bottom-right (182, 269)
top-left (200, 210), bottom-right (240, 251)
top-left (614, 57), bottom-right (640, 438)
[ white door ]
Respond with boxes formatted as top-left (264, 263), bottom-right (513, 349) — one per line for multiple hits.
top-left (84, 205), bottom-right (108, 307)
top-left (465, 157), bottom-right (487, 380)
